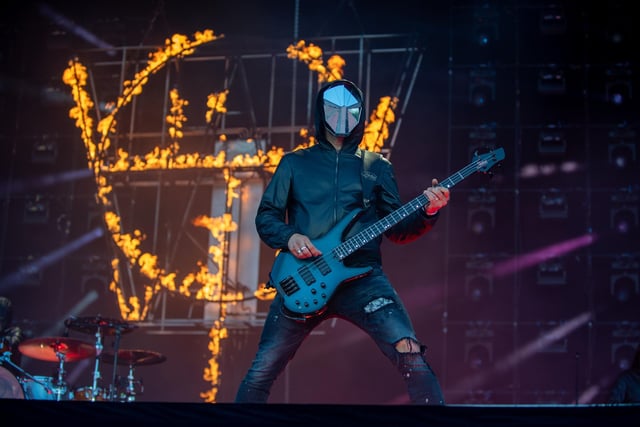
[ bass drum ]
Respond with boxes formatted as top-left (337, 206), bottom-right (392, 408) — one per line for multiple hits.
top-left (20, 375), bottom-right (68, 400)
top-left (0, 365), bottom-right (24, 399)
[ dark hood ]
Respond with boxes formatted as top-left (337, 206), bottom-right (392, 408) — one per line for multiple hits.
top-left (314, 79), bottom-right (366, 153)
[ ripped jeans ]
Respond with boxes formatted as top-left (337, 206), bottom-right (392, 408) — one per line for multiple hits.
top-left (235, 268), bottom-right (445, 405)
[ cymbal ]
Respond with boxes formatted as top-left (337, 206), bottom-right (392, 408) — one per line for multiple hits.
top-left (64, 316), bottom-right (137, 336)
top-left (101, 349), bottom-right (166, 367)
top-left (18, 337), bottom-right (96, 362)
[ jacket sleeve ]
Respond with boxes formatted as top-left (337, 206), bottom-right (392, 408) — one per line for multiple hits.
top-left (255, 155), bottom-right (298, 250)
top-left (377, 159), bottom-right (438, 244)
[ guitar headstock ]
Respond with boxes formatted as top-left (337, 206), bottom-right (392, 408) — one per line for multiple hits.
top-left (472, 147), bottom-right (505, 174)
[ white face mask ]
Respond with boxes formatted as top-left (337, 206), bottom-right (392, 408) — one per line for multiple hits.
top-left (322, 84), bottom-right (362, 137)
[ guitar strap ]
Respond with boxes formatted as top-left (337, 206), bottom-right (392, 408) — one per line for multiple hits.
top-left (358, 148), bottom-right (385, 209)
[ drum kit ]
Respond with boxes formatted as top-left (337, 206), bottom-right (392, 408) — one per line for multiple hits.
top-left (0, 315), bottom-right (166, 402)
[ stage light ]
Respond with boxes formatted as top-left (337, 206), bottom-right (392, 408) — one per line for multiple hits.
top-left (23, 194), bottom-right (50, 224)
top-left (465, 255), bottom-right (494, 301)
top-left (56, 213), bottom-right (71, 236)
top-left (538, 189), bottom-right (568, 219)
top-left (468, 68), bottom-right (496, 107)
top-left (605, 65), bottom-right (632, 106)
top-left (609, 254), bottom-right (639, 303)
top-left (38, 3), bottom-right (116, 55)
top-left (609, 141), bottom-right (636, 169)
top-left (535, 321), bottom-right (568, 353)
top-left (467, 189), bottom-right (496, 235)
top-left (612, 342), bottom-right (639, 370)
top-left (538, 125), bottom-right (567, 155)
top-left (610, 191), bottom-right (638, 234)
top-left (472, 4), bottom-right (499, 47)
top-left (537, 67), bottom-right (566, 95)
top-left (465, 273), bottom-right (492, 302)
top-left (468, 122), bottom-right (497, 159)
top-left (539, 3), bottom-right (566, 35)
top-left (18, 254), bottom-right (43, 286)
top-left (465, 323), bottom-right (494, 371)
top-left (31, 137), bottom-right (58, 164)
top-left (608, 124), bottom-right (636, 169)
top-left (536, 257), bottom-right (566, 286)
top-left (466, 343), bottom-right (492, 370)
top-left (610, 273), bottom-right (639, 303)
top-left (610, 207), bottom-right (637, 234)
top-left (610, 323), bottom-right (640, 370)
top-left (468, 207), bottom-right (495, 235)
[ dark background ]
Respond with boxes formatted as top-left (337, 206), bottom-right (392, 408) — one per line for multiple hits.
top-left (1, 0), bottom-right (638, 405)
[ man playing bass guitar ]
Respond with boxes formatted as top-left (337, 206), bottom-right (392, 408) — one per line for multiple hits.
top-left (235, 79), bottom-right (450, 405)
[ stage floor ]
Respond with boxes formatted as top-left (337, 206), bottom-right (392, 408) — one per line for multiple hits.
top-left (2, 399), bottom-right (639, 426)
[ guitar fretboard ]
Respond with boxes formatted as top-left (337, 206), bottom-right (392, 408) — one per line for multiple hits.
top-left (333, 149), bottom-right (503, 260)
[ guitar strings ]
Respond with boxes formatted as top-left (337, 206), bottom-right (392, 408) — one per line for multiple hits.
top-left (303, 151), bottom-right (499, 271)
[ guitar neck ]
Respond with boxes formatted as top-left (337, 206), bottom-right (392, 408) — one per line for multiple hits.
top-left (334, 154), bottom-right (494, 260)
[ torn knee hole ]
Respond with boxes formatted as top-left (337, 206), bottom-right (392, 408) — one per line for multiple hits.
top-left (395, 338), bottom-right (420, 353)
top-left (363, 297), bottom-right (394, 313)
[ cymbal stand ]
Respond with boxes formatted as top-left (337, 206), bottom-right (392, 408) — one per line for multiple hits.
top-left (89, 327), bottom-right (104, 401)
top-left (109, 327), bottom-right (123, 401)
top-left (124, 364), bottom-right (139, 402)
top-left (53, 349), bottom-right (68, 401)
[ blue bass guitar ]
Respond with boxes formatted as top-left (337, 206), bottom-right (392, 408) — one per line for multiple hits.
top-left (269, 147), bottom-right (505, 319)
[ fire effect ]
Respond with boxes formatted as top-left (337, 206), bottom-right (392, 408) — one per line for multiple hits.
top-left (287, 40), bottom-right (397, 153)
top-left (64, 30), bottom-right (397, 402)
top-left (287, 40), bottom-right (345, 83)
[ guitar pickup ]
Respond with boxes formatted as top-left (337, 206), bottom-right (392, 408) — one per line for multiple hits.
top-left (298, 266), bottom-right (316, 286)
top-left (279, 276), bottom-right (300, 296)
top-left (316, 258), bottom-right (331, 276)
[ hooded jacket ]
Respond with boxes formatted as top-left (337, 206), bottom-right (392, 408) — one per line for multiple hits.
top-left (255, 79), bottom-right (438, 268)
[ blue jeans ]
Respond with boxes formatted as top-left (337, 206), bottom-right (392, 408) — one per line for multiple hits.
top-left (235, 268), bottom-right (445, 405)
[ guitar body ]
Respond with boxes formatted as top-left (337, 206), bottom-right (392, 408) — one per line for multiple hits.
top-left (269, 208), bottom-right (373, 318)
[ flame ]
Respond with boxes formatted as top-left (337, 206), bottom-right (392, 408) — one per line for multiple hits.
top-left (286, 40), bottom-right (345, 83)
top-left (206, 89), bottom-right (229, 123)
top-left (362, 96), bottom-right (399, 152)
top-left (254, 282), bottom-right (277, 301)
top-left (167, 88), bottom-right (188, 139)
top-left (200, 319), bottom-right (229, 402)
